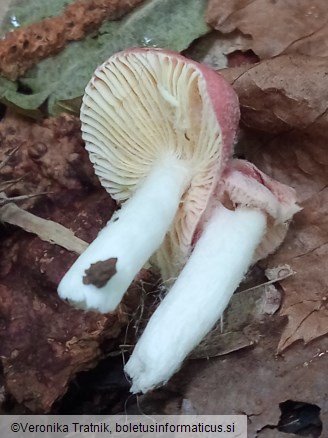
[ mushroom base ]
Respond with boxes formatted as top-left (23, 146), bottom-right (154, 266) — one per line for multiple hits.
top-left (125, 205), bottom-right (267, 393)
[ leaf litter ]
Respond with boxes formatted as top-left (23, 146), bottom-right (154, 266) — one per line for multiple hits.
top-left (222, 55), bottom-right (328, 353)
top-left (168, 51), bottom-right (328, 435)
top-left (0, 0), bottom-right (328, 426)
top-left (207, 0), bottom-right (328, 59)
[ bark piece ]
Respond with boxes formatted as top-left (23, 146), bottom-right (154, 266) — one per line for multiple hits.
top-left (0, 0), bottom-right (210, 116)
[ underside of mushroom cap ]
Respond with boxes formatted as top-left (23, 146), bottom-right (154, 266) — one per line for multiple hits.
top-left (80, 48), bottom-right (240, 281)
top-left (217, 159), bottom-right (301, 261)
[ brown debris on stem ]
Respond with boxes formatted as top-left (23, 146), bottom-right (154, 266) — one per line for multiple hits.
top-left (0, 0), bottom-right (144, 80)
top-left (83, 258), bottom-right (118, 287)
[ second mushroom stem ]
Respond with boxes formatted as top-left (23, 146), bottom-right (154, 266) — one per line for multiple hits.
top-left (125, 204), bottom-right (267, 393)
top-left (58, 157), bottom-right (190, 311)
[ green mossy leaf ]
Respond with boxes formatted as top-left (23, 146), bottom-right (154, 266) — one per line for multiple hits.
top-left (1, 0), bottom-right (72, 34)
top-left (0, 0), bottom-right (210, 116)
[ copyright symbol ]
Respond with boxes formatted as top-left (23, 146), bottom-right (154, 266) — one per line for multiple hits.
top-left (11, 423), bottom-right (20, 433)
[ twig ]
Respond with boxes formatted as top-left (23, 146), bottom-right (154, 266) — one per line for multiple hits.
top-left (0, 192), bottom-right (49, 207)
top-left (240, 270), bottom-right (295, 294)
top-left (0, 145), bottom-right (22, 169)
top-left (0, 202), bottom-right (88, 254)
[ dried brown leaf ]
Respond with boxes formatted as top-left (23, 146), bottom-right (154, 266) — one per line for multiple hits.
top-left (190, 331), bottom-right (254, 359)
top-left (207, 0), bottom-right (328, 59)
top-left (268, 191), bottom-right (328, 353)
top-left (220, 55), bottom-right (328, 134)
top-left (190, 270), bottom-right (283, 359)
top-left (159, 317), bottom-right (326, 436)
top-left (236, 104), bottom-right (328, 352)
top-left (214, 54), bottom-right (328, 352)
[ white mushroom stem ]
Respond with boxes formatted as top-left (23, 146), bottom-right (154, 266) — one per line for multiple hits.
top-left (58, 157), bottom-right (190, 312)
top-left (125, 204), bottom-right (267, 393)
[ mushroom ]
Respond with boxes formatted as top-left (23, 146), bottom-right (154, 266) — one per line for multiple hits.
top-left (57, 48), bottom-right (300, 393)
top-left (125, 158), bottom-right (300, 393)
top-left (58, 48), bottom-right (240, 311)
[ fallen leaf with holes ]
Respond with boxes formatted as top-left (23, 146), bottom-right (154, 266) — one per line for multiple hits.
top-left (207, 0), bottom-right (328, 58)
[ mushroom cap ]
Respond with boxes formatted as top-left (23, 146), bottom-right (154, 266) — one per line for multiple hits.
top-left (218, 159), bottom-right (301, 261)
top-left (81, 48), bottom-right (240, 278)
